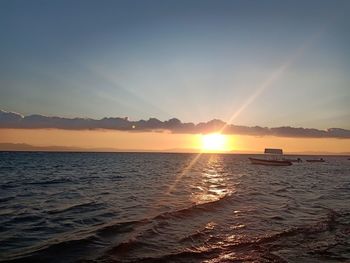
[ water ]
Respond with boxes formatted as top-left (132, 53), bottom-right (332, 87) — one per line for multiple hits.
top-left (0, 152), bottom-right (349, 262)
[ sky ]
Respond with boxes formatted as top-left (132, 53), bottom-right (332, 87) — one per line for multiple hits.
top-left (0, 0), bottom-right (350, 153)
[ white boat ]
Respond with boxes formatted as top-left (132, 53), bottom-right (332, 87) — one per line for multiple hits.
top-left (249, 148), bottom-right (292, 166)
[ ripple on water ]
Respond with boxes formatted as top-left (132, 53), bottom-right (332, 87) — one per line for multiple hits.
top-left (0, 152), bottom-right (349, 262)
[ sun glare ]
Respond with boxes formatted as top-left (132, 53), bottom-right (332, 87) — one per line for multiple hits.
top-left (201, 133), bottom-right (230, 152)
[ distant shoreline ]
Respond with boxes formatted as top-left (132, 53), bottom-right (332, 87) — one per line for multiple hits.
top-left (0, 143), bottom-right (349, 156)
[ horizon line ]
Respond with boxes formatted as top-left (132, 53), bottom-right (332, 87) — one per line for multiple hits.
top-left (0, 143), bottom-right (349, 156)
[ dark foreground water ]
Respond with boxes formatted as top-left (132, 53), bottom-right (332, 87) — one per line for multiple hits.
top-left (0, 152), bottom-right (349, 263)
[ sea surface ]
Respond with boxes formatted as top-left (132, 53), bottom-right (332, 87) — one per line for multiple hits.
top-left (0, 152), bottom-right (349, 263)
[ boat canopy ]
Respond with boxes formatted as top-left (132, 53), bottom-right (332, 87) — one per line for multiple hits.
top-left (264, 148), bottom-right (283, 155)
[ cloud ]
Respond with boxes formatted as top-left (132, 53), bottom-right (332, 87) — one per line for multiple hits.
top-left (1, 109), bottom-right (349, 138)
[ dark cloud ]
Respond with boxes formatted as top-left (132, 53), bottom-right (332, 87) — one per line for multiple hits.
top-left (1, 109), bottom-right (349, 138)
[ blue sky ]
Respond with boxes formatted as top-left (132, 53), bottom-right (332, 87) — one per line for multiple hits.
top-left (1, 0), bottom-right (349, 129)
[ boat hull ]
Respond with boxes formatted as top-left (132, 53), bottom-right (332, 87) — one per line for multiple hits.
top-left (249, 157), bottom-right (292, 166)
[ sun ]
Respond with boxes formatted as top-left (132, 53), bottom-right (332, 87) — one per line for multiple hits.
top-left (201, 133), bottom-right (230, 152)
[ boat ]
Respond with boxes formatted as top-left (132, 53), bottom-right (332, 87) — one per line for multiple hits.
top-left (306, 158), bottom-right (325, 163)
top-left (249, 148), bottom-right (292, 166)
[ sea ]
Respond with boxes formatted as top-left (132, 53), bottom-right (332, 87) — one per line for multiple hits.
top-left (0, 152), bottom-right (349, 263)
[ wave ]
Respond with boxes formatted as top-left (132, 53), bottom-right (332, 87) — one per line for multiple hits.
top-left (0, 196), bottom-right (15, 202)
top-left (4, 214), bottom-right (43, 225)
top-left (95, 219), bottom-right (149, 238)
top-left (25, 178), bottom-right (73, 185)
top-left (134, 249), bottom-right (288, 263)
top-left (46, 202), bottom-right (102, 215)
top-left (153, 194), bottom-right (233, 221)
top-left (1, 218), bottom-right (150, 262)
top-left (0, 184), bottom-right (18, 189)
top-left (111, 209), bottom-right (349, 263)
top-left (204, 209), bottom-right (346, 251)
top-left (1, 234), bottom-right (100, 263)
top-left (3, 202), bottom-right (348, 263)
top-left (95, 195), bottom-right (235, 261)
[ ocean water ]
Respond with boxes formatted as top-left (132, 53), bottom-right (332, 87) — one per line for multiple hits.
top-left (0, 152), bottom-right (349, 263)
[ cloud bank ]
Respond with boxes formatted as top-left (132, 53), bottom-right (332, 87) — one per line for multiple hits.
top-left (1, 109), bottom-right (349, 138)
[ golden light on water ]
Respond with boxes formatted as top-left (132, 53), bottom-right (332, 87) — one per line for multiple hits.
top-left (190, 155), bottom-right (233, 205)
top-left (201, 133), bottom-right (231, 152)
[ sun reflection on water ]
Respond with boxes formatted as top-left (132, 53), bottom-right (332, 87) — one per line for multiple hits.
top-left (191, 155), bottom-right (233, 204)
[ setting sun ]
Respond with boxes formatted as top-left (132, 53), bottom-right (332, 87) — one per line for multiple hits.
top-left (201, 133), bottom-right (230, 152)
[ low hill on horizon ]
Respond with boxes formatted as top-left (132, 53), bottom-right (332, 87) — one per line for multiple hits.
top-left (0, 143), bottom-right (349, 156)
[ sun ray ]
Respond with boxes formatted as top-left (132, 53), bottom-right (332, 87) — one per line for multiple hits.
top-left (220, 28), bottom-right (326, 133)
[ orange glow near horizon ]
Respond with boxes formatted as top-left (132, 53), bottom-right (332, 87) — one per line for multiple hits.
top-left (0, 129), bottom-right (349, 154)
top-left (201, 133), bottom-right (232, 152)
